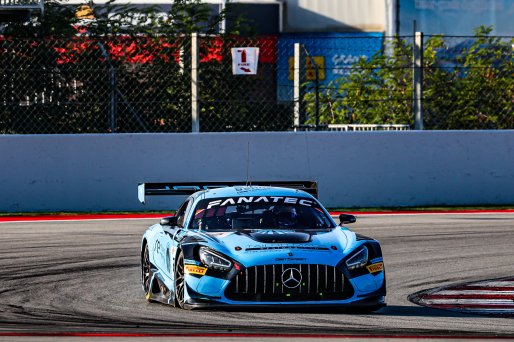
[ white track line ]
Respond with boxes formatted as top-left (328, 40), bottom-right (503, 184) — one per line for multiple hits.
top-left (472, 281), bottom-right (514, 287)
top-left (435, 290), bottom-right (514, 295)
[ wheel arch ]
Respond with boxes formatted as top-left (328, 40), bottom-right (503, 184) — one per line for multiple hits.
top-left (141, 238), bottom-right (148, 260)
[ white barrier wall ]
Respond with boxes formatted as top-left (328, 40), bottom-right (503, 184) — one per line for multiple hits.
top-left (1, 131), bottom-right (514, 212)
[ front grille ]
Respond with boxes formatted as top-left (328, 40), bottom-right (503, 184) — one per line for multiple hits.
top-left (224, 264), bottom-right (353, 302)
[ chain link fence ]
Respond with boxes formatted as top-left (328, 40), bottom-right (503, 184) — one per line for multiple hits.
top-left (0, 36), bottom-right (191, 133)
top-left (0, 33), bottom-right (513, 134)
top-left (198, 35), bottom-right (291, 132)
top-left (300, 34), bottom-right (514, 130)
top-left (423, 35), bottom-right (514, 129)
top-left (296, 35), bottom-right (408, 130)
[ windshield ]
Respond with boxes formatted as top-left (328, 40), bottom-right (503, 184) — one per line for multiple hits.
top-left (190, 196), bottom-right (334, 231)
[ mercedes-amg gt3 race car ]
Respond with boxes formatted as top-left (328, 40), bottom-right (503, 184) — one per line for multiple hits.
top-left (138, 181), bottom-right (386, 311)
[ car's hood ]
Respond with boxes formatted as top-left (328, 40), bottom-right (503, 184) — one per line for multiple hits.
top-left (198, 228), bottom-right (353, 267)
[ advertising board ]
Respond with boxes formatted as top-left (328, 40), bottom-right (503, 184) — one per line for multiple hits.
top-left (277, 32), bottom-right (383, 102)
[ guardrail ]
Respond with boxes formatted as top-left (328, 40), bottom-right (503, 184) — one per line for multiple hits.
top-left (327, 124), bottom-right (410, 131)
top-left (295, 124), bottom-right (410, 131)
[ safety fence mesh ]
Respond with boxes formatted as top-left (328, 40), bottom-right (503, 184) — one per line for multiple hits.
top-left (197, 35), bottom-right (291, 132)
top-left (299, 34), bottom-right (514, 130)
top-left (0, 33), bottom-right (513, 133)
top-left (0, 37), bottom-right (191, 133)
top-left (422, 35), bottom-right (514, 129)
top-left (297, 35), bottom-right (413, 130)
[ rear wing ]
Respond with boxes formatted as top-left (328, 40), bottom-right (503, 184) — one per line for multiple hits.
top-left (138, 181), bottom-right (318, 204)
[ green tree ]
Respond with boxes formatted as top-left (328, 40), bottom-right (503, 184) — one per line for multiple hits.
top-left (304, 26), bottom-right (514, 130)
top-left (426, 26), bottom-right (514, 129)
top-left (1, 0), bottom-right (78, 38)
top-left (304, 37), bottom-right (414, 126)
top-left (80, 0), bottom-right (232, 133)
top-left (0, 0), bottom-right (244, 133)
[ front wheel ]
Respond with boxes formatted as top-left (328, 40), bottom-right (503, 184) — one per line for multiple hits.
top-left (174, 251), bottom-right (185, 308)
top-left (142, 244), bottom-right (152, 301)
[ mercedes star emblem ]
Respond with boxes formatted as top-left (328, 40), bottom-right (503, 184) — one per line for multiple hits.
top-left (281, 268), bottom-right (302, 289)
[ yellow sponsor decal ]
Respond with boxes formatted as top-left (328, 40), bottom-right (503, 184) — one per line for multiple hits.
top-left (288, 56), bottom-right (326, 81)
top-left (184, 265), bottom-right (207, 275)
top-left (367, 262), bottom-right (384, 273)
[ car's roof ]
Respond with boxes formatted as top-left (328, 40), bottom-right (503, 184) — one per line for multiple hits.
top-left (193, 186), bottom-right (316, 201)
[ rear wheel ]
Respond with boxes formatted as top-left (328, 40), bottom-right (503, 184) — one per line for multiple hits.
top-left (142, 244), bottom-right (152, 301)
top-left (174, 251), bottom-right (185, 308)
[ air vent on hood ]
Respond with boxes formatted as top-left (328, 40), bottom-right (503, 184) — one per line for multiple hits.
top-left (248, 231), bottom-right (311, 243)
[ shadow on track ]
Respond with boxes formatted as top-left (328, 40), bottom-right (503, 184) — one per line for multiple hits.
top-left (378, 305), bottom-right (480, 318)
top-left (186, 304), bottom-right (478, 318)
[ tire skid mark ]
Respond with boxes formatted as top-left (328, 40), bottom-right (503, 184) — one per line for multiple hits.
top-left (2, 215), bottom-right (514, 336)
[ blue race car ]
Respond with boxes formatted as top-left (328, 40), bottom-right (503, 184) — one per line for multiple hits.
top-left (138, 181), bottom-right (386, 311)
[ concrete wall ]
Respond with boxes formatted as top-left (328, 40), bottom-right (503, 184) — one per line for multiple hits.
top-left (1, 131), bottom-right (513, 212)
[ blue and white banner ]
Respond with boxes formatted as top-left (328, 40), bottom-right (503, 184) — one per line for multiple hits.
top-left (277, 32), bottom-right (383, 102)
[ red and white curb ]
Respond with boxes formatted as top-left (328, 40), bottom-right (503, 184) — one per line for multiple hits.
top-left (0, 213), bottom-right (172, 223)
top-left (409, 277), bottom-right (514, 316)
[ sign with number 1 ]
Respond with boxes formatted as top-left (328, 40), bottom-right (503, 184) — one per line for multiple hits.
top-left (231, 47), bottom-right (259, 75)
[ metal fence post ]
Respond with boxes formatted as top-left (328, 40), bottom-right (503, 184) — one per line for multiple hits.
top-left (109, 66), bottom-right (117, 133)
top-left (303, 47), bottom-right (320, 130)
top-left (191, 32), bottom-right (200, 133)
top-left (98, 42), bottom-right (117, 133)
top-left (413, 31), bottom-right (424, 130)
top-left (293, 43), bottom-right (305, 131)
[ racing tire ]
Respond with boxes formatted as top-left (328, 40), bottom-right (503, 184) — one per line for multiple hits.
top-left (142, 243), bottom-right (152, 302)
top-left (174, 251), bottom-right (185, 309)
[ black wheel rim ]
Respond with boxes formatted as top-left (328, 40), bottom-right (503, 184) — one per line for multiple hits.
top-left (142, 245), bottom-right (151, 294)
top-left (175, 253), bottom-right (185, 308)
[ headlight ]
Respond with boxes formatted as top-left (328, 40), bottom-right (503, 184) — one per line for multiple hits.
top-left (199, 247), bottom-right (232, 271)
top-left (345, 246), bottom-right (368, 270)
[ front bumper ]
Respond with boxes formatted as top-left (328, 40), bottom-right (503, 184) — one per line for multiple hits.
top-left (183, 295), bottom-right (386, 311)
top-left (183, 269), bottom-right (386, 310)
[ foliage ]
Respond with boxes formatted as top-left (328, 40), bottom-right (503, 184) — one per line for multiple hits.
top-left (303, 37), bottom-right (415, 126)
top-left (2, 3), bottom-right (513, 133)
top-left (85, 0), bottom-right (227, 38)
top-left (304, 26), bottom-right (514, 129)
top-left (1, 0), bottom-right (78, 38)
top-left (0, 0), bottom-right (266, 133)
top-left (0, 0), bottom-right (229, 38)
top-left (425, 26), bottom-right (514, 129)
top-left (199, 56), bottom-right (292, 132)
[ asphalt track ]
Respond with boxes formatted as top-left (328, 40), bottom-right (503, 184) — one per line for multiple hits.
top-left (1, 213), bottom-right (514, 338)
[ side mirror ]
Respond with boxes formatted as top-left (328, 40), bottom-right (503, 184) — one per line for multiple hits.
top-left (160, 216), bottom-right (178, 227)
top-left (339, 214), bottom-right (356, 225)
